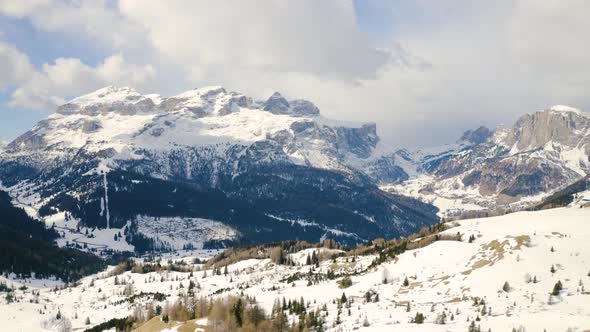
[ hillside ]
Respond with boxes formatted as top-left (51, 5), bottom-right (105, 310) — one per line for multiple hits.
top-left (1, 195), bottom-right (588, 331)
top-left (0, 190), bottom-right (105, 282)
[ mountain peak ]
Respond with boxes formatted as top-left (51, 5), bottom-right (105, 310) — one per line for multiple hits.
top-left (263, 92), bottom-right (320, 117)
top-left (458, 126), bottom-right (492, 145)
top-left (181, 86), bottom-right (227, 97)
top-left (73, 85), bottom-right (142, 102)
top-left (263, 92), bottom-right (290, 114)
top-left (548, 105), bottom-right (581, 113)
top-left (547, 105), bottom-right (588, 118)
top-left (55, 86), bottom-right (160, 115)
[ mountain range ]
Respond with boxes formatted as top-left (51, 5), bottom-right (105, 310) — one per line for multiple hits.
top-left (377, 105), bottom-right (590, 217)
top-left (0, 86), bottom-right (588, 253)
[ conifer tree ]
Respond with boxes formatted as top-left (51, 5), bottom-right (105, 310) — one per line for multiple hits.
top-left (232, 297), bottom-right (244, 327)
top-left (403, 276), bottom-right (409, 287)
top-left (552, 280), bottom-right (563, 296)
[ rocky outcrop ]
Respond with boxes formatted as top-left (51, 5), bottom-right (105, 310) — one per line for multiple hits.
top-left (460, 126), bottom-right (492, 145)
top-left (383, 106), bottom-right (590, 214)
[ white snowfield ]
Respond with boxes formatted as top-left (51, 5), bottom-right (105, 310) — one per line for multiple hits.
top-left (1, 200), bottom-right (589, 331)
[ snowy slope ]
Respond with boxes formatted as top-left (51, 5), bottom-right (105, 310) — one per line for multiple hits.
top-left (1, 202), bottom-right (588, 331)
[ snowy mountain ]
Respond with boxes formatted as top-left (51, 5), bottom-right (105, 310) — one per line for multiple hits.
top-left (2, 192), bottom-right (588, 331)
top-left (2, 85), bottom-right (588, 252)
top-left (377, 106), bottom-right (590, 217)
top-left (0, 86), bottom-right (437, 252)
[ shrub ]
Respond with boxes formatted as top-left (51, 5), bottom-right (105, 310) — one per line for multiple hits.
top-left (413, 312), bottom-right (425, 324)
top-left (337, 276), bottom-right (352, 289)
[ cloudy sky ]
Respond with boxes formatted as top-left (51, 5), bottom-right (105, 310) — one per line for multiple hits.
top-left (1, 0), bottom-right (589, 147)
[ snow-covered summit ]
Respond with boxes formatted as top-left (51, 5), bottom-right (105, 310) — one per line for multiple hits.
top-left (548, 104), bottom-right (586, 116)
top-left (262, 91), bottom-right (320, 117)
top-left (55, 86), bottom-right (160, 116)
top-left (4, 85), bottom-right (380, 173)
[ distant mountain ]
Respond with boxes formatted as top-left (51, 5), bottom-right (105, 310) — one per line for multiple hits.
top-left (0, 86), bottom-right (438, 252)
top-left (377, 105), bottom-right (590, 216)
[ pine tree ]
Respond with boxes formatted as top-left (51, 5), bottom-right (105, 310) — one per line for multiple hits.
top-left (224, 265), bottom-right (228, 276)
top-left (232, 297), bottom-right (244, 327)
top-left (469, 320), bottom-right (480, 332)
top-left (362, 316), bottom-right (370, 327)
top-left (502, 281), bottom-right (510, 292)
top-left (403, 276), bottom-right (409, 287)
top-left (550, 265), bottom-right (556, 274)
top-left (551, 280), bottom-right (563, 296)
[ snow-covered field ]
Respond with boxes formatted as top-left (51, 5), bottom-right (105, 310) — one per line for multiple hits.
top-left (1, 197), bottom-right (589, 331)
top-left (135, 215), bottom-right (238, 250)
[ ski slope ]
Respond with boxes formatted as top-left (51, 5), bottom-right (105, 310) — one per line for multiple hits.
top-left (1, 202), bottom-right (589, 331)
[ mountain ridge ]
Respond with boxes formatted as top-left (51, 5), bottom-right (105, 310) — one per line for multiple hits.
top-left (379, 105), bottom-right (590, 217)
top-left (0, 86), bottom-right (438, 253)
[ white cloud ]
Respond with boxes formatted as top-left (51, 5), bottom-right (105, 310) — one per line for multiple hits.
top-left (0, 0), bottom-right (147, 50)
top-left (9, 53), bottom-right (157, 110)
top-left (118, 0), bottom-right (392, 82)
top-left (0, 42), bottom-right (35, 89)
top-left (2, 0), bottom-right (590, 146)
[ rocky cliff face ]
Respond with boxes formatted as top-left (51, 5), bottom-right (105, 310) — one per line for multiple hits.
top-left (498, 106), bottom-right (590, 153)
top-left (381, 106), bottom-right (590, 216)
